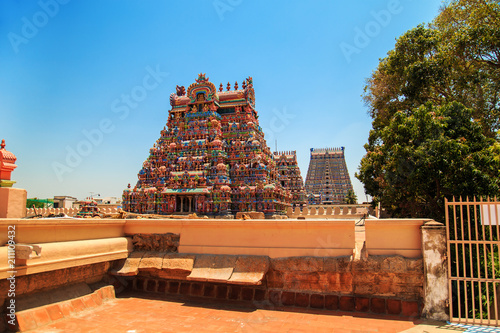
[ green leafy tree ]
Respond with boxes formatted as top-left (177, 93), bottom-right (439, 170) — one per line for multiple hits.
top-left (363, 0), bottom-right (500, 138)
top-left (344, 189), bottom-right (358, 204)
top-left (357, 102), bottom-right (500, 221)
top-left (26, 198), bottom-right (53, 208)
top-left (358, 0), bottom-right (500, 221)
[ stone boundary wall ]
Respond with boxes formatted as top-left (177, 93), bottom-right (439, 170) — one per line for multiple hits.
top-left (25, 205), bottom-right (367, 219)
top-left (0, 218), bottom-right (447, 321)
top-left (25, 207), bottom-right (120, 217)
top-left (285, 205), bottom-right (368, 219)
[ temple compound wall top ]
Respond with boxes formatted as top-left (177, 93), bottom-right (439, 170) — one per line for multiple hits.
top-left (122, 74), bottom-right (294, 216)
top-left (305, 147), bottom-right (354, 205)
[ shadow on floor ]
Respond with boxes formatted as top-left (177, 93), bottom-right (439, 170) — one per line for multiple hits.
top-left (117, 290), bottom-right (423, 324)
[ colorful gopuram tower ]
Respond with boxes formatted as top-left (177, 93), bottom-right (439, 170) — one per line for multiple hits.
top-left (304, 147), bottom-right (353, 205)
top-left (272, 151), bottom-right (306, 207)
top-left (122, 74), bottom-right (291, 216)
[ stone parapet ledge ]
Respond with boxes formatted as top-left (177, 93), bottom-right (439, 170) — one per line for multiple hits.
top-left (8, 285), bottom-right (116, 332)
top-left (365, 219), bottom-right (431, 258)
top-left (124, 219), bottom-right (356, 258)
top-left (286, 205), bottom-right (368, 219)
top-left (25, 207), bottom-right (121, 217)
top-left (0, 219), bottom-right (127, 245)
top-left (114, 252), bottom-right (270, 286)
top-left (0, 237), bottom-right (132, 279)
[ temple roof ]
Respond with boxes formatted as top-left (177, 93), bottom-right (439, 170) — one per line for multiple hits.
top-left (310, 147), bottom-right (345, 155)
top-left (0, 139), bottom-right (18, 181)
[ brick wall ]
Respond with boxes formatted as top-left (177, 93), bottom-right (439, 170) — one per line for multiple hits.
top-left (267, 256), bottom-right (423, 300)
top-left (0, 261), bottom-right (116, 308)
top-left (132, 254), bottom-right (423, 318)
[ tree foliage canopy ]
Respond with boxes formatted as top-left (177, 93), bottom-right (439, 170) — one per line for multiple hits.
top-left (357, 0), bottom-right (500, 221)
top-left (344, 189), bottom-right (358, 204)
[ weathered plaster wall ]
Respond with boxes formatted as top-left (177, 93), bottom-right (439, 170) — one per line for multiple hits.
top-left (421, 221), bottom-right (449, 321)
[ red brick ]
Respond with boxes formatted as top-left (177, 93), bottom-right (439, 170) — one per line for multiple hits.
top-left (169, 281), bottom-right (180, 294)
top-left (281, 291), bottom-right (295, 306)
top-left (135, 278), bottom-right (145, 291)
top-left (82, 295), bottom-right (97, 309)
top-left (293, 272), bottom-right (322, 292)
top-left (241, 288), bottom-right (254, 301)
top-left (32, 308), bottom-right (52, 327)
top-left (339, 296), bottom-right (355, 312)
top-left (402, 301), bottom-right (420, 318)
top-left (15, 312), bottom-right (37, 331)
top-left (295, 293), bottom-right (310, 308)
top-left (354, 272), bottom-right (375, 284)
top-left (387, 299), bottom-right (402, 315)
top-left (325, 295), bottom-right (339, 310)
top-left (310, 294), bottom-right (325, 309)
top-left (190, 283), bottom-right (203, 296)
top-left (355, 297), bottom-right (369, 312)
top-left (377, 283), bottom-right (394, 294)
top-left (216, 285), bottom-right (228, 299)
top-left (157, 280), bottom-right (167, 293)
top-left (228, 286), bottom-right (241, 300)
top-left (71, 298), bottom-right (86, 313)
top-left (91, 292), bottom-right (103, 306)
top-left (254, 289), bottom-right (266, 302)
top-left (339, 273), bottom-right (353, 293)
top-left (59, 301), bottom-right (74, 317)
top-left (46, 304), bottom-right (64, 321)
top-left (146, 279), bottom-right (157, 292)
top-left (269, 290), bottom-right (281, 306)
top-left (179, 282), bottom-right (190, 295)
top-left (370, 298), bottom-right (386, 314)
top-left (326, 273), bottom-right (341, 293)
top-left (204, 284), bottom-right (215, 298)
top-left (266, 270), bottom-right (284, 289)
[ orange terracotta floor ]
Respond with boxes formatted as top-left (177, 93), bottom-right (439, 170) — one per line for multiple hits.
top-left (32, 291), bottom-right (422, 333)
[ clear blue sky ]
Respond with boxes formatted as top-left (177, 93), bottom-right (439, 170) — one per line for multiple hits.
top-left (0, 0), bottom-right (442, 201)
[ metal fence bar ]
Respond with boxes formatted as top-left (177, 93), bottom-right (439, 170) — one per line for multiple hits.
top-left (446, 196), bottom-right (500, 327)
top-left (474, 197), bottom-right (484, 323)
top-left (446, 197), bottom-right (454, 321)
top-left (466, 198), bottom-right (475, 323)
top-left (461, 198), bottom-right (470, 320)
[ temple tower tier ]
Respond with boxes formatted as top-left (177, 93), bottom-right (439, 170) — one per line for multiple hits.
top-left (304, 147), bottom-right (353, 205)
top-left (272, 151), bottom-right (306, 207)
top-left (123, 74), bottom-right (292, 216)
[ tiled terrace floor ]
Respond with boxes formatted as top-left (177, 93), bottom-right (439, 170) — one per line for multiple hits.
top-left (31, 291), bottom-right (422, 333)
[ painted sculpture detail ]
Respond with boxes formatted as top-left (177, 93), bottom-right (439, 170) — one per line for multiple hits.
top-left (122, 74), bottom-right (293, 216)
top-left (273, 151), bottom-right (307, 207)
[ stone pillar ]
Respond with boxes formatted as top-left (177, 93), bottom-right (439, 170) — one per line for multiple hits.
top-left (0, 187), bottom-right (27, 218)
top-left (0, 139), bottom-right (26, 218)
top-left (421, 220), bottom-right (449, 321)
top-left (180, 197), bottom-right (184, 213)
top-left (188, 197), bottom-right (192, 213)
